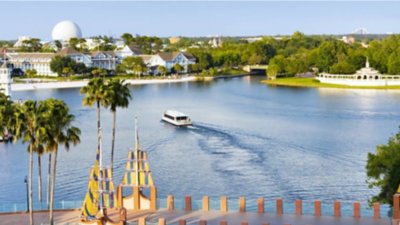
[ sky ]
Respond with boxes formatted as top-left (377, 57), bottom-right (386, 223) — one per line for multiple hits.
top-left (0, 1), bottom-right (399, 40)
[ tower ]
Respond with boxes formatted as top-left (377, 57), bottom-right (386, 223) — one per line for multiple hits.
top-left (0, 58), bottom-right (12, 98)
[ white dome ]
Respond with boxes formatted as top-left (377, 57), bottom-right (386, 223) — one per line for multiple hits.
top-left (52, 20), bottom-right (82, 41)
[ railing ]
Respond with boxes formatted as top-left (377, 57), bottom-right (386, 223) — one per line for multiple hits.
top-left (156, 196), bottom-right (391, 218)
top-left (0, 200), bottom-right (82, 213)
top-left (1, 196), bottom-right (391, 219)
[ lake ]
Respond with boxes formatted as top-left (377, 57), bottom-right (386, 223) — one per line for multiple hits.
top-left (1, 76), bottom-right (399, 214)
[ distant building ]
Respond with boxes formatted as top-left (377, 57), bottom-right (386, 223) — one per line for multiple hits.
top-left (244, 37), bottom-right (263, 43)
top-left (114, 44), bottom-right (143, 61)
top-left (147, 52), bottom-right (196, 74)
top-left (341, 36), bottom-right (355, 44)
top-left (317, 59), bottom-right (400, 86)
top-left (6, 52), bottom-right (57, 76)
top-left (91, 51), bottom-right (118, 70)
top-left (13, 36), bottom-right (31, 48)
top-left (169, 37), bottom-right (181, 44)
top-left (0, 58), bottom-right (12, 97)
top-left (58, 47), bottom-right (93, 68)
top-left (209, 37), bottom-right (222, 48)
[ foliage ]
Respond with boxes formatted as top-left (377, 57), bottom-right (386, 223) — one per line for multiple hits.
top-left (120, 56), bottom-right (147, 75)
top-left (25, 69), bottom-right (37, 77)
top-left (50, 56), bottom-right (87, 76)
top-left (366, 129), bottom-right (400, 205)
top-left (172, 63), bottom-right (184, 74)
top-left (157, 65), bottom-right (167, 76)
top-left (19, 38), bottom-right (43, 52)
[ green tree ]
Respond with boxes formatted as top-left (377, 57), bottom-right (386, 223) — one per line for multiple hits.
top-left (157, 65), bottom-right (167, 76)
top-left (121, 56), bottom-right (146, 76)
top-left (366, 129), bottom-right (400, 205)
top-left (80, 78), bottom-right (109, 152)
top-left (25, 69), bottom-right (37, 77)
top-left (62, 67), bottom-right (73, 77)
top-left (11, 101), bottom-right (47, 225)
top-left (104, 79), bottom-right (132, 173)
top-left (121, 33), bottom-right (134, 45)
top-left (91, 68), bottom-right (107, 77)
top-left (20, 38), bottom-right (43, 52)
top-left (50, 56), bottom-right (87, 76)
top-left (267, 64), bottom-right (279, 80)
top-left (173, 64), bottom-right (184, 74)
top-left (69, 38), bottom-right (79, 50)
top-left (40, 99), bottom-right (81, 225)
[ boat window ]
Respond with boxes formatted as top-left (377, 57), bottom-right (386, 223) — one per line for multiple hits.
top-left (164, 114), bottom-right (176, 120)
top-left (177, 116), bottom-right (187, 121)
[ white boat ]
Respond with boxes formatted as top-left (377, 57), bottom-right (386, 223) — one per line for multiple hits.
top-left (162, 110), bottom-right (192, 126)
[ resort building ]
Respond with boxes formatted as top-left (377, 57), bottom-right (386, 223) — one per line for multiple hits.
top-left (114, 44), bottom-right (143, 61)
top-left (91, 51), bottom-right (118, 70)
top-left (58, 47), bottom-right (93, 68)
top-left (0, 61), bottom-right (12, 97)
top-left (6, 52), bottom-right (57, 76)
top-left (317, 59), bottom-right (400, 86)
top-left (147, 52), bottom-right (196, 74)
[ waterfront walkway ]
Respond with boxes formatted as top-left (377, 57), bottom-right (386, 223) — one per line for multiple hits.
top-left (0, 209), bottom-right (392, 225)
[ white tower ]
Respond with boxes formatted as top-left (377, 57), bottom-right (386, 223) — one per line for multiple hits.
top-left (0, 60), bottom-right (12, 98)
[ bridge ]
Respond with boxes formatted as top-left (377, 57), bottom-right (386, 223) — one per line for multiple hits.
top-left (243, 65), bottom-right (268, 74)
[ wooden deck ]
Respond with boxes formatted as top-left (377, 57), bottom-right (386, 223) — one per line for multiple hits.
top-left (0, 209), bottom-right (392, 225)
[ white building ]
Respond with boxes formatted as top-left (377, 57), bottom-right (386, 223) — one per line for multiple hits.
top-left (0, 61), bottom-right (12, 97)
top-left (13, 36), bottom-right (31, 48)
top-left (114, 44), bottom-right (143, 61)
top-left (317, 59), bottom-right (400, 86)
top-left (6, 52), bottom-right (57, 76)
top-left (58, 47), bottom-right (92, 67)
top-left (91, 51), bottom-right (117, 70)
top-left (147, 52), bottom-right (196, 73)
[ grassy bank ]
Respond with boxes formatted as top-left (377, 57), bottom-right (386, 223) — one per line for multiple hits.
top-left (263, 77), bottom-right (400, 90)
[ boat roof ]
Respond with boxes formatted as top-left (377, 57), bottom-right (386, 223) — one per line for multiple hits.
top-left (164, 110), bottom-right (189, 117)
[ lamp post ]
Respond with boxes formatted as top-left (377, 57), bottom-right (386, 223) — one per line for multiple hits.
top-left (24, 176), bottom-right (28, 212)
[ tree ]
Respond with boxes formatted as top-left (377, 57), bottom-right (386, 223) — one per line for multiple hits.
top-left (50, 56), bottom-right (87, 76)
top-left (20, 38), bottom-right (43, 52)
top-left (69, 38), bottom-right (79, 50)
top-left (40, 99), bottom-right (80, 225)
top-left (80, 78), bottom-right (109, 153)
top-left (11, 101), bottom-right (46, 225)
top-left (267, 64), bottom-right (279, 80)
top-left (121, 56), bottom-right (146, 76)
top-left (173, 64), bottom-right (184, 74)
top-left (91, 68), bottom-right (107, 77)
top-left (104, 79), bottom-right (131, 174)
top-left (121, 33), bottom-right (134, 45)
top-left (62, 67), bottom-right (73, 77)
top-left (25, 69), bottom-right (37, 77)
top-left (157, 65), bottom-right (167, 76)
top-left (366, 129), bottom-right (400, 206)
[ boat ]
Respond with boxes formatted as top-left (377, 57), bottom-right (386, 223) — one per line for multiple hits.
top-left (161, 110), bottom-right (192, 126)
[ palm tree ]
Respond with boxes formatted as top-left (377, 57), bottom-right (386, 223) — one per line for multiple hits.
top-left (43, 99), bottom-right (80, 225)
top-left (0, 93), bottom-right (13, 139)
top-left (12, 100), bottom-right (47, 225)
top-left (80, 78), bottom-right (108, 152)
top-left (105, 79), bottom-right (132, 173)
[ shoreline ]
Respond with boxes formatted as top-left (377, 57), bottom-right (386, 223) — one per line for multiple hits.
top-left (11, 76), bottom-right (197, 91)
top-left (263, 78), bottom-right (400, 90)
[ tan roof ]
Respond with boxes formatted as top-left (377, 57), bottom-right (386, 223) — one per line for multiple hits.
top-left (57, 47), bottom-right (80, 56)
top-left (157, 52), bottom-right (175, 61)
top-left (128, 44), bottom-right (143, 55)
top-left (138, 54), bottom-right (152, 63)
top-left (181, 52), bottom-right (196, 60)
top-left (7, 52), bottom-right (55, 59)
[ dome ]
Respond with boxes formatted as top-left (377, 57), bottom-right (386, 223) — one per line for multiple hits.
top-left (52, 20), bottom-right (82, 41)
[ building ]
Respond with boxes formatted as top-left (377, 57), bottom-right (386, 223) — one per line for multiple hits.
top-left (6, 52), bottom-right (57, 76)
top-left (13, 36), bottom-right (31, 48)
top-left (317, 59), bottom-right (400, 86)
top-left (58, 47), bottom-right (93, 67)
top-left (91, 51), bottom-right (118, 70)
top-left (52, 20), bottom-right (82, 42)
top-left (209, 37), bottom-right (223, 48)
top-left (0, 61), bottom-right (12, 97)
top-left (114, 44), bottom-right (143, 61)
top-left (169, 37), bottom-right (181, 44)
top-left (147, 52), bottom-right (196, 74)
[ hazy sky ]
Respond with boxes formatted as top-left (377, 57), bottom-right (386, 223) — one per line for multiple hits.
top-left (0, 1), bottom-right (399, 40)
